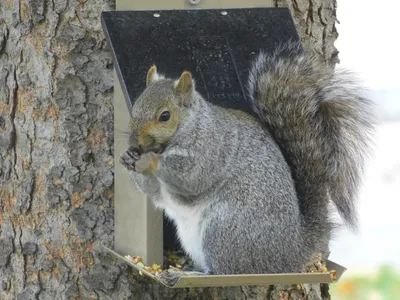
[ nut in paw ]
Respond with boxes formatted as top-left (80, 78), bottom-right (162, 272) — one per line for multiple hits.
top-left (134, 152), bottom-right (159, 175)
top-left (119, 146), bottom-right (140, 171)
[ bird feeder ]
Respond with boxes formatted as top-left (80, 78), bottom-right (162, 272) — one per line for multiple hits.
top-left (101, 0), bottom-right (347, 288)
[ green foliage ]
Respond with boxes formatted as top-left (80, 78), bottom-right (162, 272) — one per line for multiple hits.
top-left (331, 265), bottom-right (400, 300)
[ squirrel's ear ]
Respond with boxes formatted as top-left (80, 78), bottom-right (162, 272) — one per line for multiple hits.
top-left (174, 71), bottom-right (194, 95)
top-left (146, 64), bottom-right (159, 87)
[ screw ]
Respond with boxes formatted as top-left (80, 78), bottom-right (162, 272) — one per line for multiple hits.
top-left (187, 0), bottom-right (201, 5)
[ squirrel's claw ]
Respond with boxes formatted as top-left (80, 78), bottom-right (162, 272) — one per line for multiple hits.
top-left (119, 146), bottom-right (140, 171)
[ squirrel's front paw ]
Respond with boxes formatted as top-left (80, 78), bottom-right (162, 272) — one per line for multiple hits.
top-left (119, 146), bottom-right (140, 171)
top-left (134, 152), bottom-right (159, 175)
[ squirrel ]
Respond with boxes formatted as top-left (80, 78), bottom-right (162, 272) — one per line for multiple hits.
top-left (119, 41), bottom-right (374, 285)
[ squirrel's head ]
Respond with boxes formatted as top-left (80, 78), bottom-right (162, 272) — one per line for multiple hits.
top-left (129, 65), bottom-right (194, 154)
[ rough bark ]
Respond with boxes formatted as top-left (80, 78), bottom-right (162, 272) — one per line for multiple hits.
top-left (0, 0), bottom-right (338, 299)
top-left (275, 0), bottom-right (339, 66)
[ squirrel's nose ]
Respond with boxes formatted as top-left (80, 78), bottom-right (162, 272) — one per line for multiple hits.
top-left (137, 135), bottom-right (155, 153)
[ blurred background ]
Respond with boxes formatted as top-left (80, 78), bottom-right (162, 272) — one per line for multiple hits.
top-left (329, 0), bottom-right (400, 298)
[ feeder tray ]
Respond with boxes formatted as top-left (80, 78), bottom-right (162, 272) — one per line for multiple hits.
top-left (103, 246), bottom-right (346, 288)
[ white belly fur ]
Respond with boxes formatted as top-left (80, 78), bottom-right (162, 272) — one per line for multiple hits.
top-left (157, 183), bottom-right (206, 268)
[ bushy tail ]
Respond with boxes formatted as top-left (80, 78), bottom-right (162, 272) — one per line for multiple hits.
top-left (247, 42), bottom-right (374, 243)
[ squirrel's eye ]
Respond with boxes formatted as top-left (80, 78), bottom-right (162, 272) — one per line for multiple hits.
top-left (159, 111), bottom-right (170, 122)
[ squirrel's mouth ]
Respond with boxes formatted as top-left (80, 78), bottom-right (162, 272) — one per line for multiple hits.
top-left (138, 144), bottom-right (167, 155)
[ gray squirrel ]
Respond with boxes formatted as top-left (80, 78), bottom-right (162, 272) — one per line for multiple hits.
top-left (119, 41), bottom-right (374, 284)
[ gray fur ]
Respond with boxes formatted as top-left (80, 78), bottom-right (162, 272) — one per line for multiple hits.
top-left (120, 42), bottom-right (374, 278)
top-left (247, 41), bottom-right (374, 233)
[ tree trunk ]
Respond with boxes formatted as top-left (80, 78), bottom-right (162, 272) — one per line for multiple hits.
top-left (0, 0), bottom-right (338, 299)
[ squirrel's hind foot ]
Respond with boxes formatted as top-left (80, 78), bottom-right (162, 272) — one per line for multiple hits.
top-left (157, 270), bottom-right (209, 286)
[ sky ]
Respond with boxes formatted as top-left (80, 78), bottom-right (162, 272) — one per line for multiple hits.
top-left (335, 0), bottom-right (400, 90)
top-left (335, 0), bottom-right (400, 121)
top-left (328, 0), bottom-right (400, 273)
